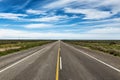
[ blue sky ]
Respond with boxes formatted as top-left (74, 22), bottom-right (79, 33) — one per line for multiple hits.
top-left (0, 0), bottom-right (120, 39)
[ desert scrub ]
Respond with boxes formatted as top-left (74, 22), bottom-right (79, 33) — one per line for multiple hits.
top-left (0, 40), bottom-right (54, 56)
top-left (64, 40), bottom-right (120, 57)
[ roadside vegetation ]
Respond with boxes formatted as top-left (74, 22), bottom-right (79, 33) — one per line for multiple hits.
top-left (64, 40), bottom-right (120, 57)
top-left (0, 40), bottom-right (54, 56)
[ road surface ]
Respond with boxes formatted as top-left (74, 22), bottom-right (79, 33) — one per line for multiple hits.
top-left (0, 41), bottom-right (120, 80)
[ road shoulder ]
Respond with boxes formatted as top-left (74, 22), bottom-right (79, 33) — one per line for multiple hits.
top-left (65, 42), bottom-right (120, 70)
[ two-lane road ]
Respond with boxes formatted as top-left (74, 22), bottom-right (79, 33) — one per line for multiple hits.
top-left (0, 41), bottom-right (120, 80)
top-left (0, 42), bottom-right (59, 80)
top-left (60, 42), bottom-right (120, 80)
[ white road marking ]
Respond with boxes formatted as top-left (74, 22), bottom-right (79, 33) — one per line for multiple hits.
top-left (64, 43), bottom-right (120, 73)
top-left (0, 48), bottom-right (46, 73)
top-left (60, 56), bottom-right (62, 70)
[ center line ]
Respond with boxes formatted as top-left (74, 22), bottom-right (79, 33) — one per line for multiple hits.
top-left (60, 56), bottom-right (62, 70)
top-left (56, 48), bottom-right (60, 80)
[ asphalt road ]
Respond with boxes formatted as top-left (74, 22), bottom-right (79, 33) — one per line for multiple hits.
top-left (0, 41), bottom-right (120, 80)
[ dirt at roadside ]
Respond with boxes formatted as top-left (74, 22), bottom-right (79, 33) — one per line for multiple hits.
top-left (0, 47), bottom-right (21, 52)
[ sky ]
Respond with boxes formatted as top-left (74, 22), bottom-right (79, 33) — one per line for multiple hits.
top-left (0, 0), bottom-right (120, 39)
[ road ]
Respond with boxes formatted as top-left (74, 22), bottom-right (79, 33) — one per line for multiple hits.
top-left (0, 41), bottom-right (120, 80)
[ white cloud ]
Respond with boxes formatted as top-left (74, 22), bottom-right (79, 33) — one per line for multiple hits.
top-left (44, 0), bottom-right (76, 9)
top-left (78, 18), bottom-right (120, 24)
top-left (64, 8), bottom-right (112, 19)
top-left (0, 29), bottom-right (80, 39)
top-left (79, 0), bottom-right (120, 15)
top-left (19, 0), bottom-right (32, 9)
top-left (30, 15), bottom-right (68, 22)
top-left (0, 28), bottom-right (120, 39)
top-left (87, 27), bottom-right (120, 34)
top-left (44, 0), bottom-right (120, 19)
top-left (24, 23), bottom-right (53, 28)
top-left (96, 0), bottom-right (120, 14)
top-left (63, 22), bottom-right (120, 33)
top-left (26, 9), bottom-right (46, 15)
top-left (0, 13), bottom-right (27, 20)
top-left (72, 20), bottom-right (120, 33)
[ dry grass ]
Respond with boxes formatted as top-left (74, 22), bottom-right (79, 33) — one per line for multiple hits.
top-left (64, 40), bottom-right (120, 57)
top-left (0, 40), bottom-right (54, 56)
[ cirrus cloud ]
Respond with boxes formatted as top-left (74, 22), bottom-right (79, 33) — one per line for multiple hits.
top-left (0, 13), bottom-right (27, 20)
top-left (26, 9), bottom-right (46, 15)
top-left (0, 28), bottom-right (119, 39)
top-left (24, 23), bottom-right (53, 28)
top-left (29, 15), bottom-right (68, 22)
top-left (64, 8), bottom-right (112, 19)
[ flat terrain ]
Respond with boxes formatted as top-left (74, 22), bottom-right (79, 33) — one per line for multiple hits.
top-left (0, 40), bottom-right (53, 56)
top-left (65, 40), bottom-right (120, 57)
top-left (0, 41), bottom-right (120, 80)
